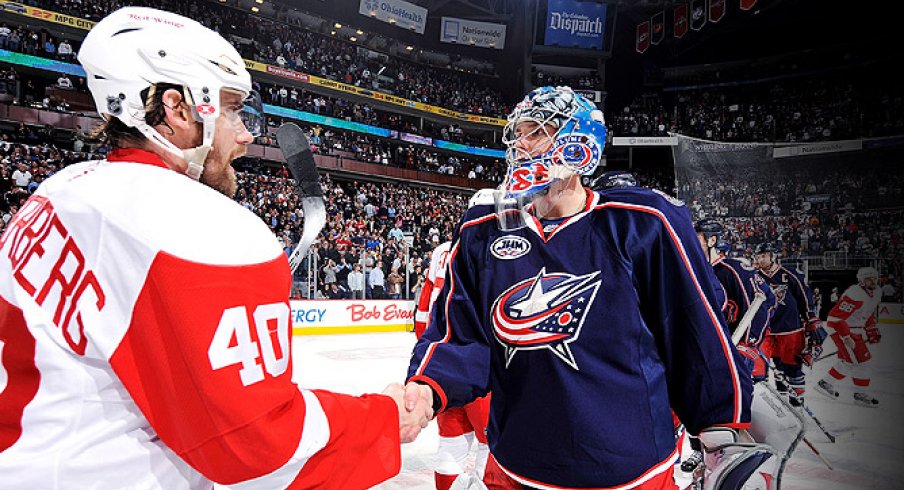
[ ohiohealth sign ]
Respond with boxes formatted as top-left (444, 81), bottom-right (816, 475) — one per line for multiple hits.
top-left (360, 0), bottom-right (427, 34)
top-left (544, 0), bottom-right (607, 49)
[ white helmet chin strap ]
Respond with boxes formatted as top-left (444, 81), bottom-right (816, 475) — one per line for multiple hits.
top-left (134, 115), bottom-right (215, 181)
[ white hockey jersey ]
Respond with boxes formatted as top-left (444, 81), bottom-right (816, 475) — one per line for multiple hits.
top-left (827, 283), bottom-right (881, 335)
top-left (0, 149), bottom-right (400, 489)
top-left (414, 241), bottom-right (451, 338)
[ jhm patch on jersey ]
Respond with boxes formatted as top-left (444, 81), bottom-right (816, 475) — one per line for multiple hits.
top-left (490, 236), bottom-right (531, 260)
top-left (491, 268), bottom-right (601, 370)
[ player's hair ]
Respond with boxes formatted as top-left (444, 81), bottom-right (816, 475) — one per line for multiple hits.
top-left (91, 83), bottom-right (185, 149)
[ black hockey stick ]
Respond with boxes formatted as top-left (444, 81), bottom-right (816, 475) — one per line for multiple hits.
top-left (814, 350), bottom-right (838, 363)
top-left (276, 123), bottom-right (326, 273)
top-left (772, 363), bottom-right (836, 443)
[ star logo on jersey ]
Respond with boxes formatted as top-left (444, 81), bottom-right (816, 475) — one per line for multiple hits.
top-left (491, 268), bottom-right (601, 370)
top-left (771, 284), bottom-right (788, 305)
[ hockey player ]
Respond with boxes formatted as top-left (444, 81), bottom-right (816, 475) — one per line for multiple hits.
top-left (415, 236), bottom-right (491, 489)
top-left (0, 8), bottom-right (431, 488)
top-left (815, 267), bottom-right (882, 407)
top-left (753, 243), bottom-right (824, 407)
top-left (679, 220), bottom-right (778, 474)
top-left (696, 220), bottom-right (775, 363)
top-left (405, 86), bottom-right (756, 489)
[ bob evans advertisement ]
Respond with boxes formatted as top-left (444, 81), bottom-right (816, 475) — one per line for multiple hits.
top-left (291, 300), bottom-right (415, 335)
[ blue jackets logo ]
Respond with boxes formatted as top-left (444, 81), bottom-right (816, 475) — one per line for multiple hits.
top-left (490, 236), bottom-right (531, 260)
top-left (491, 268), bottom-right (601, 370)
top-left (552, 134), bottom-right (601, 174)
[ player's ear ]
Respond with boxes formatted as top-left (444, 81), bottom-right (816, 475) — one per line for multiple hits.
top-left (160, 88), bottom-right (195, 132)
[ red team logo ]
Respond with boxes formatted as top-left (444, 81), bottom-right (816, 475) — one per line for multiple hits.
top-left (196, 104), bottom-right (216, 116)
top-left (491, 268), bottom-right (601, 370)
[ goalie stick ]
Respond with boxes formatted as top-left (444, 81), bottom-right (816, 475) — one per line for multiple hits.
top-left (276, 123), bottom-right (326, 273)
top-left (732, 291), bottom-right (767, 345)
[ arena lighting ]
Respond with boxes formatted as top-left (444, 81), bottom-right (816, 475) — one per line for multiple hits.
top-left (405, 45), bottom-right (414, 50)
top-left (330, 30), bottom-right (336, 35)
top-left (334, 22), bottom-right (342, 28)
top-left (356, 29), bottom-right (364, 35)
top-left (251, 5), bottom-right (259, 12)
top-left (255, 0), bottom-right (263, 3)
top-left (350, 36), bottom-right (357, 42)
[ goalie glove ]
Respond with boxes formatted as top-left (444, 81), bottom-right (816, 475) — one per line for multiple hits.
top-left (698, 427), bottom-right (782, 490)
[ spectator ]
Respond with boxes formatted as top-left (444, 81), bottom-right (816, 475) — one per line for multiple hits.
top-left (387, 265), bottom-right (404, 300)
top-left (370, 259), bottom-right (385, 298)
top-left (348, 263), bottom-right (366, 299)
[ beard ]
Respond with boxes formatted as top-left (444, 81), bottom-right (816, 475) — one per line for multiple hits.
top-left (200, 147), bottom-right (239, 198)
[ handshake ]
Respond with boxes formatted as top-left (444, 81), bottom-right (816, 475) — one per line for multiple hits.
top-left (383, 382), bottom-right (435, 443)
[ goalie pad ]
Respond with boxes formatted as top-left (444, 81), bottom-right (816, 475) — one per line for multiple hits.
top-left (747, 382), bottom-right (805, 461)
top-left (702, 445), bottom-right (781, 490)
top-left (698, 428), bottom-right (782, 490)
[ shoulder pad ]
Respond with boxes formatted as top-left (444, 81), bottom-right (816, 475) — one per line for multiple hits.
top-left (468, 188), bottom-right (497, 208)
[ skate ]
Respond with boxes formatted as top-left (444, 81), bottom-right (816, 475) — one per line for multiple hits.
top-left (815, 379), bottom-right (839, 399)
top-left (680, 450), bottom-right (703, 472)
top-left (853, 392), bottom-right (879, 407)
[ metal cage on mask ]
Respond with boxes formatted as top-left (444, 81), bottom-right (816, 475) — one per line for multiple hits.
top-left (496, 86), bottom-right (607, 231)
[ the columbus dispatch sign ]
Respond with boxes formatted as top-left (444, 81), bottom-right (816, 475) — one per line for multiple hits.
top-left (359, 0), bottom-right (427, 34)
top-left (544, 0), bottom-right (607, 49)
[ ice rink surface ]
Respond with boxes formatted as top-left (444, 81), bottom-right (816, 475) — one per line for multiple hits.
top-left (283, 326), bottom-right (903, 489)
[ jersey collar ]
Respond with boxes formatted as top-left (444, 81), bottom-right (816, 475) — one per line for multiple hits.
top-left (106, 148), bottom-right (169, 169)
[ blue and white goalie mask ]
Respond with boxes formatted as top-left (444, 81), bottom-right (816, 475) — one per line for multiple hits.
top-left (497, 86), bottom-right (607, 231)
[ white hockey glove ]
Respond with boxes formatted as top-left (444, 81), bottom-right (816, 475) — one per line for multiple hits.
top-left (698, 427), bottom-right (781, 490)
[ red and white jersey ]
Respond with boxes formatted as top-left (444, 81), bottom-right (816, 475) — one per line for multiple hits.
top-left (827, 284), bottom-right (881, 336)
top-left (0, 149), bottom-right (399, 489)
top-left (414, 241), bottom-right (451, 338)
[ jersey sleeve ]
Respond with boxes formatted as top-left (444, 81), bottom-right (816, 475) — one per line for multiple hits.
top-left (109, 252), bottom-right (400, 489)
top-left (413, 273), bottom-right (435, 339)
top-left (748, 273), bottom-right (776, 345)
top-left (406, 214), bottom-right (492, 412)
top-left (606, 194), bottom-right (752, 435)
top-left (787, 267), bottom-right (816, 322)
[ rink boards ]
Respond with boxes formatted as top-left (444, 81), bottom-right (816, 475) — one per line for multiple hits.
top-left (290, 300), bottom-right (415, 335)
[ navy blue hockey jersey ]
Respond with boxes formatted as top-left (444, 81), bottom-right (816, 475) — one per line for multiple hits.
top-left (712, 257), bottom-right (776, 345)
top-left (758, 264), bottom-right (815, 334)
top-left (408, 187), bottom-right (752, 489)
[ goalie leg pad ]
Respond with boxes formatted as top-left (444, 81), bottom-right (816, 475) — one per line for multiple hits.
top-left (704, 445), bottom-right (781, 490)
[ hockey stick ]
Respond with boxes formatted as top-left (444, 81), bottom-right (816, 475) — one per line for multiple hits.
top-left (802, 404), bottom-right (835, 443)
top-left (814, 350), bottom-right (838, 363)
top-left (276, 123), bottom-right (326, 273)
top-left (771, 362), bottom-right (837, 443)
top-left (801, 436), bottom-right (834, 470)
top-left (732, 292), bottom-right (767, 345)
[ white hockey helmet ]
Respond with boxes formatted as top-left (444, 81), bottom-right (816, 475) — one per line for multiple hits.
top-left (857, 267), bottom-right (879, 284)
top-left (78, 7), bottom-right (254, 180)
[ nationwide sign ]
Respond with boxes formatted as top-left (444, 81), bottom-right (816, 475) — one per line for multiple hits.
top-left (359, 0), bottom-right (427, 34)
top-left (440, 17), bottom-right (506, 49)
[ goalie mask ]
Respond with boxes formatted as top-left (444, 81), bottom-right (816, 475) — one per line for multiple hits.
top-left (498, 86), bottom-right (607, 230)
top-left (78, 7), bottom-right (264, 180)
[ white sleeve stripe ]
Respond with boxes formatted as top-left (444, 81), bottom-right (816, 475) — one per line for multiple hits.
top-left (226, 389), bottom-right (329, 490)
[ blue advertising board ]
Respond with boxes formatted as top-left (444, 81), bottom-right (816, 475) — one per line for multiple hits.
top-left (544, 0), bottom-right (607, 50)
